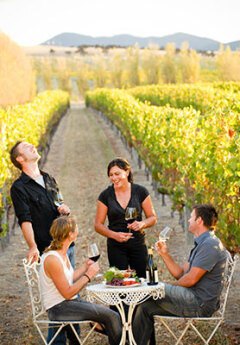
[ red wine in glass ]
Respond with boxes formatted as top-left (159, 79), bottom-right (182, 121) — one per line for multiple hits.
top-left (88, 243), bottom-right (102, 277)
top-left (89, 254), bottom-right (100, 262)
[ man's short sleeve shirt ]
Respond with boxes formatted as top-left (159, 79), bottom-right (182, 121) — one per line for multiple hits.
top-left (188, 231), bottom-right (227, 304)
top-left (98, 183), bottom-right (149, 233)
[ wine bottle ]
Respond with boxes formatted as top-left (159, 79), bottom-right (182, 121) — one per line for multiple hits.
top-left (146, 247), bottom-right (158, 285)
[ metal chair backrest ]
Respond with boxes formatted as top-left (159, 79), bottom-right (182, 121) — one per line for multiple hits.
top-left (23, 258), bottom-right (45, 320)
top-left (214, 251), bottom-right (237, 318)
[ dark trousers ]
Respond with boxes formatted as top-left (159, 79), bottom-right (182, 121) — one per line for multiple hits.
top-left (107, 236), bottom-right (147, 278)
top-left (48, 298), bottom-right (122, 345)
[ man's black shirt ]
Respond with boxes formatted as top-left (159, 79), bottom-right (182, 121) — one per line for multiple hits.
top-left (10, 170), bottom-right (60, 254)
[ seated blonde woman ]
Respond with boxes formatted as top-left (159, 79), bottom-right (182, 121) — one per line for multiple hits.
top-left (39, 215), bottom-right (121, 345)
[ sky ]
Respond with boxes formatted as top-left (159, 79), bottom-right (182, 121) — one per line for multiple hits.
top-left (0, 0), bottom-right (239, 46)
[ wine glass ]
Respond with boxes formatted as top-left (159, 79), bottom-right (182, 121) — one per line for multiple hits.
top-left (54, 190), bottom-right (64, 207)
top-left (125, 207), bottom-right (138, 224)
top-left (159, 226), bottom-right (172, 242)
top-left (88, 243), bottom-right (102, 278)
top-left (88, 243), bottom-right (100, 262)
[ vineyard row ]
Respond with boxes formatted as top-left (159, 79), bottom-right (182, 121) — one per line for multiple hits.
top-left (85, 84), bottom-right (240, 253)
top-left (0, 90), bottom-right (70, 239)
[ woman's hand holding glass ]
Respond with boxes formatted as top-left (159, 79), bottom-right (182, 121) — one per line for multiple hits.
top-left (86, 261), bottom-right (100, 280)
top-left (125, 207), bottom-right (143, 232)
top-left (87, 243), bottom-right (102, 278)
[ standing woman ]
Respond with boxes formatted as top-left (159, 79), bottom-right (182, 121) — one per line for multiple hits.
top-left (39, 215), bottom-right (121, 345)
top-left (95, 158), bottom-right (157, 278)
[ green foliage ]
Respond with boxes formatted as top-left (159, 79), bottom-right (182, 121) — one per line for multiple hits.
top-left (86, 83), bottom-right (240, 253)
top-left (0, 90), bottom-right (70, 209)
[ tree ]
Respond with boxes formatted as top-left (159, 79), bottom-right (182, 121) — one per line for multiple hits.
top-left (161, 43), bottom-right (177, 83)
top-left (0, 33), bottom-right (35, 107)
top-left (109, 49), bottom-right (125, 88)
top-left (91, 54), bottom-right (108, 88)
top-left (55, 57), bottom-right (71, 92)
top-left (142, 44), bottom-right (161, 85)
top-left (125, 44), bottom-right (141, 87)
top-left (216, 44), bottom-right (240, 81)
top-left (179, 42), bottom-right (200, 83)
top-left (75, 60), bottom-right (90, 98)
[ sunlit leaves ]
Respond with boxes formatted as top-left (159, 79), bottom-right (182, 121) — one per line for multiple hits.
top-left (0, 90), bottom-right (70, 207)
top-left (86, 83), bottom-right (240, 252)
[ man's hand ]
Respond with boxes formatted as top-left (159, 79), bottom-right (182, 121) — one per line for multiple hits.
top-left (156, 240), bottom-right (169, 257)
top-left (57, 203), bottom-right (70, 215)
top-left (28, 246), bottom-right (39, 263)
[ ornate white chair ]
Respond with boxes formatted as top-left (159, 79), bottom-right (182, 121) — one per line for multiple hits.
top-left (154, 253), bottom-right (238, 345)
top-left (23, 258), bottom-right (97, 345)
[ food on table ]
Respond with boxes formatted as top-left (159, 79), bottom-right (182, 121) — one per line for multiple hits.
top-left (104, 267), bottom-right (140, 286)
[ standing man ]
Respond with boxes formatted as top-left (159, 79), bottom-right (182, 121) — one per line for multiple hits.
top-left (132, 204), bottom-right (228, 345)
top-left (10, 141), bottom-right (78, 345)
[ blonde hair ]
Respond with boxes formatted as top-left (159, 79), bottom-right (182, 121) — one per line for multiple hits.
top-left (44, 215), bottom-right (77, 252)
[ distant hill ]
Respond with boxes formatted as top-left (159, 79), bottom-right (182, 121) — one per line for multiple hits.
top-left (41, 32), bottom-right (240, 51)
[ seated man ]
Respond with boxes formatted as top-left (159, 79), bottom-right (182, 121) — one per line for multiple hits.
top-left (133, 204), bottom-right (228, 345)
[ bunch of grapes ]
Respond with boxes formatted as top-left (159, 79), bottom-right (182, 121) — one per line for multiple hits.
top-left (106, 278), bottom-right (124, 286)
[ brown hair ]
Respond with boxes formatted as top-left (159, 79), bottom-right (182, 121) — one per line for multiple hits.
top-left (193, 204), bottom-right (218, 230)
top-left (107, 157), bottom-right (133, 183)
top-left (44, 215), bottom-right (77, 252)
top-left (9, 141), bottom-right (23, 170)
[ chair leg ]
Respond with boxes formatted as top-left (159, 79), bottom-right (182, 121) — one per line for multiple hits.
top-left (188, 322), bottom-right (208, 344)
top-left (35, 323), bottom-right (66, 345)
top-left (190, 320), bottom-right (222, 345)
top-left (80, 323), bottom-right (97, 345)
top-left (69, 322), bottom-right (97, 345)
top-left (206, 320), bottom-right (222, 344)
top-left (158, 319), bottom-right (185, 345)
top-left (175, 322), bottom-right (191, 345)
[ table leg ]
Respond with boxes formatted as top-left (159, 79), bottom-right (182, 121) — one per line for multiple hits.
top-left (115, 302), bottom-right (127, 345)
top-left (126, 304), bottom-right (137, 345)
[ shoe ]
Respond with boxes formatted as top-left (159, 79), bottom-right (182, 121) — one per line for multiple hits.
top-left (90, 322), bottom-right (107, 335)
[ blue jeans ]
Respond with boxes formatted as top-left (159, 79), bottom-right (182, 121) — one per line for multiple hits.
top-left (48, 297), bottom-right (122, 345)
top-left (132, 283), bottom-right (207, 345)
top-left (47, 245), bottom-right (79, 345)
top-left (67, 245), bottom-right (76, 269)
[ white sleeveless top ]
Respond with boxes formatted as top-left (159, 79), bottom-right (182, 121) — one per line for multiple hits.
top-left (39, 251), bottom-right (77, 310)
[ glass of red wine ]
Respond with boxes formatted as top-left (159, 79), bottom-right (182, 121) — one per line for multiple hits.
top-left (88, 243), bottom-right (102, 278)
top-left (88, 243), bottom-right (100, 262)
top-left (125, 207), bottom-right (138, 232)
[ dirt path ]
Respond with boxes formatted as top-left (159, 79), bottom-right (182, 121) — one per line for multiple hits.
top-left (0, 104), bottom-right (239, 345)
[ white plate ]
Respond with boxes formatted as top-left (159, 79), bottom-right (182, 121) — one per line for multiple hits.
top-left (105, 282), bottom-right (142, 288)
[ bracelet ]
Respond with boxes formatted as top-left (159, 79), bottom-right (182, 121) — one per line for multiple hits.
top-left (83, 274), bottom-right (91, 282)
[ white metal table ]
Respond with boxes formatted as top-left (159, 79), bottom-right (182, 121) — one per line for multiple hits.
top-left (86, 282), bottom-right (165, 345)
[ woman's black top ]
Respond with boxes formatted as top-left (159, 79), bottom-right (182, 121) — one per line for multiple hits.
top-left (98, 183), bottom-right (149, 235)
